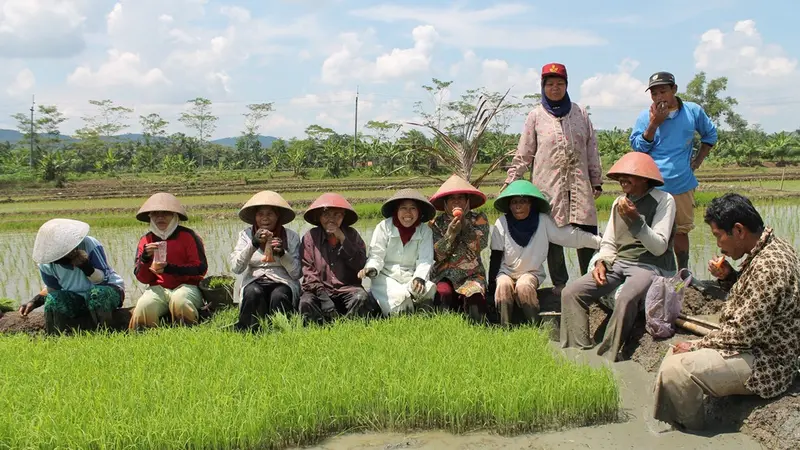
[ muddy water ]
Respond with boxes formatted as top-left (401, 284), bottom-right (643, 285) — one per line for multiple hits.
top-left (293, 344), bottom-right (759, 450)
top-left (2, 204), bottom-right (799, 306)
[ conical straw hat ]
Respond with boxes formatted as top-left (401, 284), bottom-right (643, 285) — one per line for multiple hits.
top-left (238, 191), bottom-right (296, 225)
top-left (494, 180), bottom-right (551, 214)
top-left (303, 193), bottom-right (358, 226)
top-left (136, 193), bottom-right (189, 222)
top-left (607, 152), bottom-right (664, 186)
top-left (32, 218), bottom-right (90, 264)
top-left (429, 174), bottom-right (487, 211)
top-left (381, 189), bottom-right (436, 222)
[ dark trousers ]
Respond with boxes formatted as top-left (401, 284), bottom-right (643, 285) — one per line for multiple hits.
top-left (298, 286), bottom-right (377, 325)
top-left (236, 279), bottom-right (293, 330)
top-left (547, 224), bottom-right (598, 287)
top-left (435, 280), bottom-right (486, 323)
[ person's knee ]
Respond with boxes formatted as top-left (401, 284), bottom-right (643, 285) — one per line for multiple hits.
top-left (298, 292), bottom-right (316, 312)
top-left (658, 355), bottom-right (688, 388)
top-left (242, 283), bottom-right (266, 302)
top-left (495, 276), bottom-right (514, 304)
top-left (350, 289), bottom-right (369, 307)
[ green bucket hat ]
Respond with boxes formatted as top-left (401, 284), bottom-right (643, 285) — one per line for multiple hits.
top-left (494, 180), bottom-right (551, 214)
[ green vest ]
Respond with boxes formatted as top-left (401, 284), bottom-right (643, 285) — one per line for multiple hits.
top-left (615, 193), bottom-right (676, 272)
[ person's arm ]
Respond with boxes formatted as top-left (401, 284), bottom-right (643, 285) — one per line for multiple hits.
top-left (301, 232), bottom-right (324, 295)
top-left (462, 212), bottom-right (490, 256)
top-left (595, 199), bottom-right (620, 267)
top-left (229, 229), bottom-right (257, 275)
top-left (412, 225), bottom-right (434, 281)
top-left (629, 111), bottom-right (656, 153)
top-left (281, 231), bottom-right (303, 280)
top-left (162, 230), bottom-right (208, 278)
top-left (624, 194), bottom-right (676, 256)
top-left (695, 259), bottom-right (782, 351)
top-left (584, 108), bottom-right (603, 190)
top-left (341, 228), bottom-right (368, 272)
top-left (503, 110), bottom-right (538, 186)
top-left (364, 222), bottom-right (388, 275)
top-left (691, 108), bottom-right (718, 170)
top-left (432, 217), bottom-right (458, 261)
top-left (544, 215), bottom-right (602, 249)
top-left (134, 236), bottom-right (157, 285)
top-left (487, 221), bottom-right (505, 295)
top-left (84, 241), bottom-right (114, 284)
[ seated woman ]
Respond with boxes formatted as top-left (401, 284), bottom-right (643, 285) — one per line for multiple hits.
top-left (359, 189), bottom-right (437, 316)
top-left (230, 190), bottom-right (301, 331)
top-left (129, 193), bottom-right (208, 329)
top-left (299, 193), bottom-right (378, 325)
top-left (21, 218), bottom-right (125, 334)
top-left (488, 180), bottom-right (601, 327)
top-left (429, 175), bottom-right (490, 323)
top-left (561, 152), bottom-right (676, 361)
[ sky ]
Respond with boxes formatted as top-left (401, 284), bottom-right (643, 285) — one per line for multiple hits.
top-left (1, 0), bottom-right (799, 140)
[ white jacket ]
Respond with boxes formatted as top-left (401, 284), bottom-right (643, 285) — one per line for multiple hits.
top-left (364, 218), bottom-right (436, 316)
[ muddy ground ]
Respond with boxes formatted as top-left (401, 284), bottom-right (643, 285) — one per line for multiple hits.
top-left (2, 282), bottom-right (797, 449)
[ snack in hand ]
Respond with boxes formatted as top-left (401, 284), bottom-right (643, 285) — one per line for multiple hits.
top-left (712, 256), bottom-right (726, 269)
top-left (452, 208), bottom-right (463, 218)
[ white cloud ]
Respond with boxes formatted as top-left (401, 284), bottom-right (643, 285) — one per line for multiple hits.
top-left (695, 20), bottom-right (797, 79)
top-left (350, 3), bottom-right (605, 50)
top-left (6, 68), bottom-right (35, 97)
top-left (0, 0), bottom-right (88, 57)
top-left (691, 19), bottom-right (800, 131)
top-left (321, 25), bottom-right (439, 85)
top-left (67, 49), bottom-right (170, 88)
top-left (219, 5), bottom-right (250, 22)
top-left (579, 58), bottom-right (649, 109)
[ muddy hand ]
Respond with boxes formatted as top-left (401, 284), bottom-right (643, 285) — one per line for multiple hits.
top-left (708, 256), bottom-right (732, 280)
top-left (592, 261), bottom-right (607, 286)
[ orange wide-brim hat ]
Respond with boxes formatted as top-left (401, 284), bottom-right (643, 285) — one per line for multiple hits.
top-left (606, 152), bottom-right (664, 186)
top-left (428, 174), bottom-right (487, 211)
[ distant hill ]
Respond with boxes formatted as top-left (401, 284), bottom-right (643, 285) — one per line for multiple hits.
top-left (0, 129), bottom-right (277, 148)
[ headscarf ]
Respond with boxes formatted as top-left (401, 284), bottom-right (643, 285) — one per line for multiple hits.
top-left (541, 76), bottom-right (572, 118)
top-left (505, 209), bottom-right (540, 248)
top-left (392, 211), bottom-right (420, 246)
top-left (149, 214), bottom-right (179, 240)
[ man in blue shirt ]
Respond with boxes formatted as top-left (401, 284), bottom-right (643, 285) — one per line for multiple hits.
top-left (629, 72), bottom-right (718, 270)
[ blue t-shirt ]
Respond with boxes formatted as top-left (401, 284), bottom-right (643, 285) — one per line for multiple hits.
top-left (629, 99), bottom-right (718, 195)
top-left (38, 236), bottom-right (125, 298)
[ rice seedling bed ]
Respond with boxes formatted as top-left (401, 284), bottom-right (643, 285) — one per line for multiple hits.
top-left (0, 312), bottom-right (619, 450)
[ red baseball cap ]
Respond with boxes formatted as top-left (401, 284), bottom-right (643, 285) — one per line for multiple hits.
top-left (541, 63), bottom-right (568, 81)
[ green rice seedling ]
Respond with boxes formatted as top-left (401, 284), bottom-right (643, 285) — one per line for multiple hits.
top-left (0, 297), bottom-right (14, 313)
top-left (0, 314), bottom-right (619, 449)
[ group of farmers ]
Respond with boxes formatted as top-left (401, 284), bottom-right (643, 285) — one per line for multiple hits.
top-left (15, 64), bottom-right (798, 433)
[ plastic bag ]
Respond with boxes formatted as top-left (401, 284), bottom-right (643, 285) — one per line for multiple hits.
top-left (153, 241), bottom-right (167, 264)
top-left (644, 269), bottom-right (693, 339)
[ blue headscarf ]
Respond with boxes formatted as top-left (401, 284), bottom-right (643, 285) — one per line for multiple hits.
top-left (541, 76), bottom-right (572, 118)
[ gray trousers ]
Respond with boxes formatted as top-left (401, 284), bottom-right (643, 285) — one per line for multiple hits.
top-left (560, 260), bottom-right (656, 361)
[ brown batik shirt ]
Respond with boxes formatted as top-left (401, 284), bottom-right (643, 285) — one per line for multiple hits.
top-left (694, 227), bottom-right (800, 398)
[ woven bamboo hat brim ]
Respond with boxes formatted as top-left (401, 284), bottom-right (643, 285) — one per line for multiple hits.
top-left (32, 218), bottom-right (90, 264)
top-left (381, 189), bottom-right (436, 222)
top-left (238, 191), bottom-right (296, 225)
top-left (136, 193), bottom-right (189, 222)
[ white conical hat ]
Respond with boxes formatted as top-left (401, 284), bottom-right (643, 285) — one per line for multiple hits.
top-left (32, 218), bottom-right (90, 264)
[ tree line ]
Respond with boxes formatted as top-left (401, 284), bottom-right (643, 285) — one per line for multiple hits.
top-left (1, 72), bottom-right (799, 186)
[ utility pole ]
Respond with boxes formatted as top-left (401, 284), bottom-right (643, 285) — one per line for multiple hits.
top-left (353, 86), bottom-right (358, 168)
top-left (29, 94), bottom-right (35, 168)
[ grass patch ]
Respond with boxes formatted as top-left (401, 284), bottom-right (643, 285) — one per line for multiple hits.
top-left (0, 298), bottom-right (14, 313)
top-left (0, 312), bottom-right (619, 449)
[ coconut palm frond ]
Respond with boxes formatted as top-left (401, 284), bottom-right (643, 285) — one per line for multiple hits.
top-left (472, 149), bottom-right (516, 188)
top-left (407, 88), bottom-right (514, 185)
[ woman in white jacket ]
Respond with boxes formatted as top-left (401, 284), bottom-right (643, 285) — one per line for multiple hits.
top-left (359, 189), bottom-right (437, 316)
top-left (230, 191), bottom-right (301, 331)
top-left (488, 180), bottom-right (601, 327)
